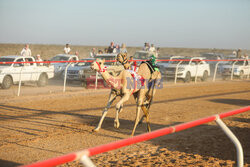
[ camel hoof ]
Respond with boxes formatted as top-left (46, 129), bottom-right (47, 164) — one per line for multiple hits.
top-left (92, 128), bottom-right (100, 132)
top-left (114, 121), bottom-right (120, 129)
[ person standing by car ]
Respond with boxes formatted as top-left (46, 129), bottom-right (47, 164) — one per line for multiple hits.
top-left (36, 54), bottom-right (43, 66)
top-left (120, 43), bottom-right (127, 54)
top-left (89, 48), bottom-right (96, 58)
top-left (107, 42), bottom-right (115, 53)
top-left (21, 44), bottom-right (32, 57)
top-left (64, 44), bottom-right (71, 54)
top-left (113, 44), bottom-right (120, 53)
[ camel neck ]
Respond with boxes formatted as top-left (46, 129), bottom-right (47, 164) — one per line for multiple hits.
top-left (100, 71), bottom-right (121, 89)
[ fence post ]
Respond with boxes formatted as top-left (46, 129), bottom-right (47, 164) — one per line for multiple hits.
top-left (174, 61), bottom-right (183, 84)
top-left (231, 61), bottom-right (237, 80)
top-left (63, 62), bottom-right (72, 92)
top-left (95, 72), bottom-right (98, 90)
top-left (80, 155), bottom-right (96, 167)
top-left (195, 62), bottom-right (200, 83)
top-left (213, 61), bottom-right (221, 82)
top-left (17, 66), bottom-right (24, 96)
top-left (247, 63), bottom-right (250, 80)
top-left (215, 116), bottom-right (244, 167)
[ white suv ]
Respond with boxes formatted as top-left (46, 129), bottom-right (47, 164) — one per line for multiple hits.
top-left (165, 57), bottom-right (210, 82)
top-left (221, 58), bottom-right (250, 79)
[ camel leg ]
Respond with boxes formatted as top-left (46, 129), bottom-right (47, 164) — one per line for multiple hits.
top-left (114, 93), bottom-right (130, 129)
top-left (141, 105), bottom-right (151, 132)
top-left (93, 91), bottom-right (117, 132)
top-left (131, 92), bottom-right (144, 136)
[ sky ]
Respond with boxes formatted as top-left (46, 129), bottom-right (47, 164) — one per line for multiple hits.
top-left (0, 0), bottom-right (250, 49)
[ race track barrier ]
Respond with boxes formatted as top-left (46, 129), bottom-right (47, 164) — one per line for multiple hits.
top-left (0, 58), bottom-right (249, 95)
top-left (21, 106), bottom-right (250, 167)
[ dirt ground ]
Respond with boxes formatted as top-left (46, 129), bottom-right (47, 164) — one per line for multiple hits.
top-left (0, 80), bottom-right (249, 167)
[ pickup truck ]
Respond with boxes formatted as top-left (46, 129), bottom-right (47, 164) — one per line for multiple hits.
top-left (165, 57), bottom-right (211, 82)
top-left (50, 54), bottom-right (79, 77)
top-left (221, 58), bottom-right (250, 79)
top-left (0, 55), bottom-right (54, 89)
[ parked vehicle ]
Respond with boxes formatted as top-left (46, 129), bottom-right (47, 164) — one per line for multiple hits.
top-left (200, 53), bottom-right (225, 74)
top-left (133, 50), bottom-right (156, 61)
top-left (158, 56), bottom-right (184, 75)
top-left (83, 54), bottom-right (124, 88)
top-left (50, 54), bottom-right (79, 77)
top-left (165, 57), bottom-right (210, 82)
top-left (0, 55), bottom-right (54, 89)
top-left (221, 58), bottom-right (250, 79)
top-left (62, 58), bottom-right (94, 83)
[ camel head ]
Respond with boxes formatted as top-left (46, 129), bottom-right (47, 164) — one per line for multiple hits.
top-left (117, 53), bottom-right (128, 65)
top-left (91, 59), bottom-right (106, 72)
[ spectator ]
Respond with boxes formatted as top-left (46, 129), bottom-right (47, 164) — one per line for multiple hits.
top-left (155, 47), bottom-right (160, 58)
top-left (107, 42), bottom-right (115, 53)
top-left (236, 49), bottom-right (242, 58)
top-left (64, 44), bottom-right (71, 54)
top-left (104, 48), bottom-right (108, 53)
top-left (149, 44), bottom-right (156, 52)
top-left (89, 48), bottom-right (96, 58)
top-left (143, 42), bottom-right (150, 51)
top-left (113, 44), bottom-right (120, 53)
top-left (36, 54), bottom-right (43, 66)
top-left (120, 43), bottom-right (127, 53)
top-left (75, 51), bottom-right (79, 57)
top-left (98, 50), bottom-right (103, 54)
top-left (21, 44), bottom-right (32, 57)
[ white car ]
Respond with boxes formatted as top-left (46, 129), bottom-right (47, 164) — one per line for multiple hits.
top-left (50, 54), bottom-right (79, 77)
top-left (221, 58), bottom-right (250, 79)
top-left (165, 57), bottom-right (211, 82)
top-left (0, 55), bottom-right (54, 89)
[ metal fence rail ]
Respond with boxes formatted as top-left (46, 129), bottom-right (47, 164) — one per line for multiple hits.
top-left (22, 106), bottom-right (250, 167)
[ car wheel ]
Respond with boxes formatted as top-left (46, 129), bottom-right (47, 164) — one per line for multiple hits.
top-left (1, 75), bottom-right (13, 89)
top-left (184, 72), bottom-right (191, 83)
top-left (37, 73), bottom-right (48, 87)
top-left (239, 71), bottom-right (244, 80)
top-left (201, 71), bottom-right (208, 81)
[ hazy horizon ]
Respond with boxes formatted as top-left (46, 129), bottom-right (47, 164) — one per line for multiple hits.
top-left (1, 0), bottom-right (250, 50)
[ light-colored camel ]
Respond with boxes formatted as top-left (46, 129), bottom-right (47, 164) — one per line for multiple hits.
top-left (91, 59), bottom-right (160, 136)
top-left (117, 53), bottom-right (161, 105)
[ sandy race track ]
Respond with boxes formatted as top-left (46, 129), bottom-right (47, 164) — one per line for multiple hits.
top-left (0, 81), bottom-right (249, 167)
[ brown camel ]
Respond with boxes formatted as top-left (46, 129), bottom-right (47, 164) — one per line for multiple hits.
top-left (91, 59), bottom-right (161, 136)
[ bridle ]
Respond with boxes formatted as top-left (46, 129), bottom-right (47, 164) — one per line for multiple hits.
top-left (96, 61), bottom-right (107, 72)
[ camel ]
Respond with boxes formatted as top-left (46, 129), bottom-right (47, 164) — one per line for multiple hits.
top-left (116, 53), bottom-right (161, 109)
top-left (91, 59), bottom-right (161, 136)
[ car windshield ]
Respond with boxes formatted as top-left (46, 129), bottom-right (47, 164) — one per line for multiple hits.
top-left (226, 60), bottom-right (245, 65)
top-left (0, 58), bottom-right (15, 66)
top-left (76, 61), bottom-right (92, 66)
top-left (133, 52), bottom-right (150, 59)
top-left (171, 58), bottom-right (190, 64)
top-left (50, 56), bottom-right (69, 61)
top-left (95, 56), bottom-right (116, 65)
